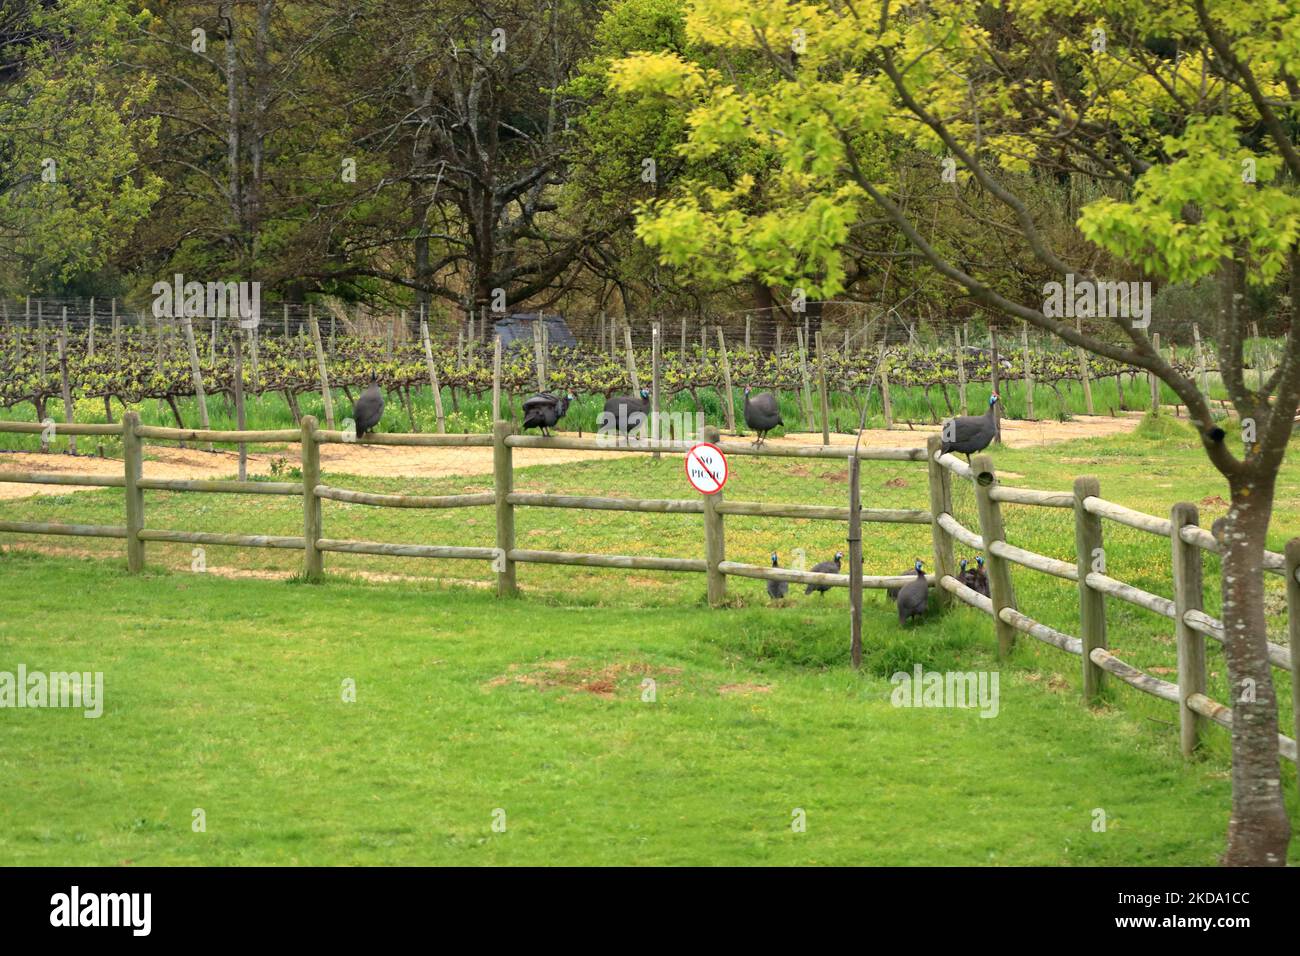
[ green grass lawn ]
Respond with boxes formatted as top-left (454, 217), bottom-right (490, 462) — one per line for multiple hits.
top-left (1, 413), bottom-right (1298, 864)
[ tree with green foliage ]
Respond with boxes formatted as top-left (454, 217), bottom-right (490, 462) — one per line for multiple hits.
top-left (0, 0), bottom-right (161, 289)
top-left (612, 0), bottom-right (1300, 865)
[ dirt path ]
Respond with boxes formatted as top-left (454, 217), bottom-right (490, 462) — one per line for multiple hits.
top-left (0, 413), bottom-right (1139, 500)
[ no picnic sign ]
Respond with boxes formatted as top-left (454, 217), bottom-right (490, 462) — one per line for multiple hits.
top-left (685, 442), bottom-right (727, 494)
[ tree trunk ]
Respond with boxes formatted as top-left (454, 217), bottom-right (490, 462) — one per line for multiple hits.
top-left (1220, 472), bottom-right (1292, 865)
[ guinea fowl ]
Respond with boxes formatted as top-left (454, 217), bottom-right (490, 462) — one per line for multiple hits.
top-left (896, 560), bottom-right (929, 625)
top-left (1211, 516), bottom-right (1228, 547)
top-left (951, 557), bottom-right (971, 592)
top-left (351, 378), bottom-right (385, 437)
top-left (522, 391), bottom-right (575, 437)
top-left (968, 555), bottom-right (990, 597)
top-left (940, 393), bottom-right (1000, 463)
top-left (602, 388), bottom-right (651, 443)
top-left (805, 550), bottom-right (843, 596)
top-left (766, 552), bottom-right (788, 600)
top-left (890, 557), bottom-right (948, 600)
top-left (743, 386), bottom-right (783, 447)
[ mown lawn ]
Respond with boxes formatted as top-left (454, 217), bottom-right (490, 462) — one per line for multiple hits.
top-left (1, 414), bottom-right (1298, 864)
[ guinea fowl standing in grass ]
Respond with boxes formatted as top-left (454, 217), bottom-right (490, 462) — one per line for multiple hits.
top-left (351, 377), bottom-right (385, 437)
top-left (889, 556), bottom-right (947, 600)
top-left (951, 557), bottom-right (971, 593)
top-left (896, 560), bottom-right (929, 625)
top-left (968, 555), bottom-right (990, 597)
top-left (766, 552), bottom-right (788, 600)
top-left (1211, 516), bottom-right (1228, 548)
top-left (602, 388), bottom-right (650, 444)
top-left (743, 386), bottom-right (783, 447)
top-left (805, 550), bottom-right (843, 595)
top-left (941, 393), bottom-right (1000, 463)
top-left (522, 391), bottom-right (575, 437)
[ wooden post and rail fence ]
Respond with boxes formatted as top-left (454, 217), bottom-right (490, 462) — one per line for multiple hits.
top-left (0, 417), bottom-right (1296, 781)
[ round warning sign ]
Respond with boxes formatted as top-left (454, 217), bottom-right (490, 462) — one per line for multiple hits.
top-left (685, 442), bottom-right (728, 495)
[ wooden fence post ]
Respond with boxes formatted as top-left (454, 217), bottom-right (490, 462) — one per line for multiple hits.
top-left (56, 310), bottom-right (77, 456)
top-left (1251, 321), bottom-right (1263, 391)
top-left (651, 322), bottom-right (662, 460)
top-left (955, 328), bottom-right (968, 414)
top-left (493, 420), bottom-right (518, 597)
top-left (420, 315), bottom-right (447, 434)
top-left (716, 326), bottom-right (736, 434)
top-left (623, 324), bottom-right (640, 394)
top-left (925, 435), bottom-right (955, 608)
top-left (1021, 322), bottom-right (1035, 420)
top-left (1170, 501), bottom-right (1206, 757)
top-left (1286, 539), bottom-right (1300, 791)
top-left (122, 411), bottom-right (145, 572)
top-left (849, 453), bottom-right (863, 668)
top-left (1192, 323), bottom-right (1210, 398)
top-left (492, 335), bottom-right (502, 422)
top-left (301, 415), bottom-right (322, 581)
top-left (532, 319), bottom-right (546, 392)
top-left (796, 327), bottom-right (816, 427)
top-left (971, 453), bottom-right (1016, 656)
top-left (308, 306), bottom-right (335, 429)
top-left (1074, 475), bottom-right (1107, 699)
top-left (815, 330), bottom-right (830, 445)
top-left (1076, 317), bottom-right (1094, 415)
top-left (701, 424), bottom-right (726, 606)
top-left (178, 314), bottom-right (212, 447)
top-left (1148, 332), bottom-right (1160, 413)
top-left (878, 341), bottom-right (893, 428)
top-left (232, 328), bottom-right (247, 481)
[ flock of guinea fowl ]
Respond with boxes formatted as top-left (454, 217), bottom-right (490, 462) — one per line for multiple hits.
top-left (347, 375), bottom-right (1006, 625)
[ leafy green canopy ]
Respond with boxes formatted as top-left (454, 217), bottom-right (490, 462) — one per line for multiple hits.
top-left (0, 0), bottom-right (161, 287)
top-left (608, 0), bottom-right (1300, 295)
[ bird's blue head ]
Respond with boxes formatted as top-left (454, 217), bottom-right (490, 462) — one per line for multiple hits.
top-left (639, 388), bottom-right (649, 399)
top-left (988, 393), bottom-right (1000, 407)
top-left (834, 550), bottom-right (844, 561)
top-left (960, 558), bottom-right (968, 572)
top-left (976, 555), bottom-right (985, 568)
top-left (914, 559), bottom-right (924, 572)
top-left (770, 552), bottom-right (779, 566)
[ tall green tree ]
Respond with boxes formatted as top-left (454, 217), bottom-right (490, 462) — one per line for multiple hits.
top-left (614, 0), bottom-right (1300, 865)
top-left (0, 0), bottom-right (161, 289)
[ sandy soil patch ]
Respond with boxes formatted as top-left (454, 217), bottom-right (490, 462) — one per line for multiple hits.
top-left (0, 413), bottom-right (1139, 500)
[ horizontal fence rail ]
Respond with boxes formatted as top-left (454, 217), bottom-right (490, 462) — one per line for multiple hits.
top-left (0, 417), bottom-right (1297, 785)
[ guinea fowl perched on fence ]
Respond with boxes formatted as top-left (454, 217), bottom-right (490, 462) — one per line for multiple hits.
top-left (522, 391), bottom-right (575, 437)
top-left (743, 386), bottom-right (783, 447)
top-left (805, 550), bottom-right (843, 595)
top-left (766, 552), bottom-right (788, 600)
top-left (941, 393), bottom-right (1000, 463)
top-left (896, 560), bottom-right (929, 625)
top-left (601, 389), bottom-right (650, 443)
top-left (351, 378), bottom-right (385, 437)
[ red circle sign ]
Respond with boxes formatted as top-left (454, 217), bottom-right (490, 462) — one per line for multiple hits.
top-left (685, 442), bottom-right (728, 494)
